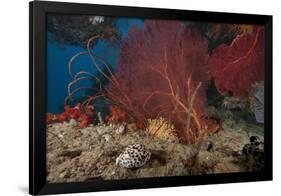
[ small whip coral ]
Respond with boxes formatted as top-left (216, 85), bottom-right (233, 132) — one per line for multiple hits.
top-left (146, 117), bottom-right (178, 142)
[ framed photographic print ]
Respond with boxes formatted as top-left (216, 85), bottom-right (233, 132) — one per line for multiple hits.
top-left (29, 1), bottom-right (273, 195)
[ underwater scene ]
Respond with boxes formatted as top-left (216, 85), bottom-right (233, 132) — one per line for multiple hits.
top-left (46, 15), bottom-right (265, 183)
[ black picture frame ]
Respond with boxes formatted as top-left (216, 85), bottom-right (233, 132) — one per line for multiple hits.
top-left (29, 1), bottom-right (273, 195)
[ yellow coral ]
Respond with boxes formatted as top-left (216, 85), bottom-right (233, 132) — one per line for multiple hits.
top-left (146, 117), bottom-right (178, 142)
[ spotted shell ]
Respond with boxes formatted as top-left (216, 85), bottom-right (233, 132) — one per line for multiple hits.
top-left (116, 144), bottom-right (151, 168)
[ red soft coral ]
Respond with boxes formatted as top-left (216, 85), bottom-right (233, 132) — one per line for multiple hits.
top-left (46, 103), bottom-right (95, 128)
top-left (56, 112), bottom-right (68, 122)
top-left (78, 113), bottom-right (90, 128)
top-left (65, 104), bottom-right (81, 120)
top-left (46, 113), bottom-right (55, 124)
top-left (209, 26), bottom-right (264, 97)
top-left (107, 105), bottom-right (128, 124)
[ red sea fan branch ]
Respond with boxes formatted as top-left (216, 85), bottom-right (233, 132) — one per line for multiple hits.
top-left (109, 20), bottom-right (211, 143)
top-left (210, 26), bottom-right (264, 97)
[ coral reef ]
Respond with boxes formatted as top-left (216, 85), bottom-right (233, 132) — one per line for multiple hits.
top-left (65, 22), bottom-right (264, 144)
top-left (46, 16), bottom-right (266, 183)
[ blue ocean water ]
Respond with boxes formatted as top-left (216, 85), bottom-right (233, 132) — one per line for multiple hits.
top-left (47, 18), bottom-right (144, 114)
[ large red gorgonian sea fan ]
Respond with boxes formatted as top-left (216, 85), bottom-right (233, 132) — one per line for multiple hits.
top-left (209, 26), bottom-right (264, 97)
top-left (108, 20), bottom-right (212, 143)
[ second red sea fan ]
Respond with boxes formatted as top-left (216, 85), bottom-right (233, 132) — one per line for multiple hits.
top-left (108, 20), bottom-right (211, 142)
top-left (209, 26), bottom-right (264, 97)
